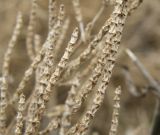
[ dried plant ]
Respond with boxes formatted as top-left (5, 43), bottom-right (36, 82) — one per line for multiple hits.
top-left (0, 0), bottom-right (149, 135)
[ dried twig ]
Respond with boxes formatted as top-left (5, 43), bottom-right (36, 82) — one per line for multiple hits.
top-left (48, 0), bottom-right (57, 31)
top-left (15, 94), bottom-right (25, 135)
top-left (0, 12), bottom-right (23, 135)
top-left (109, 86), bottom-right (122, 135)
top-left (72, 0), bottom-right (85, 42)
top-left (26, 0), bottom-right (38, 60)
top-left (25, 28), bottom-right (79, 135)
top-left (126, 49), bottom-right (160, 95)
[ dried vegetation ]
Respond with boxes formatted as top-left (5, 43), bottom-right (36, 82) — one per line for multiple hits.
top-left (0, 0), bottom-right (160, 135)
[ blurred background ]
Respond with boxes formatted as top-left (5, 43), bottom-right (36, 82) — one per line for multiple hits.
top-left (0, 0), bottom-right (160, 135)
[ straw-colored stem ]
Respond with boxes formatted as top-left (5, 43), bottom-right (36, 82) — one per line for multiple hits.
top-left (109, 86), bottom-right (121, 135)
top-left (0, 12), bottom-right (23, 135)
top-left (48, 0), bottom-right (57, 31)
top-left (24, 28), bottom-right (79, 135)
top-left (26, 0), bottom-right (38, 60)
top-left (15, 94), bottom-right (25, 135)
